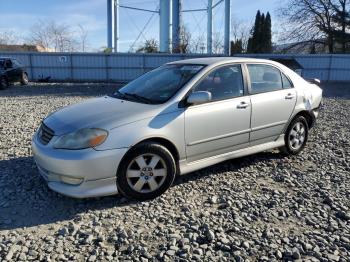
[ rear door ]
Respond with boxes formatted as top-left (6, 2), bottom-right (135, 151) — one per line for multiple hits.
top-left (246, 64), bottom-right (297, 144)
top-left (185, 64), bottom-right (251, 162)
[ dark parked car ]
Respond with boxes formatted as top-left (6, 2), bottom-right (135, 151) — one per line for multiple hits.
top-left (0, 57), bottom-right (29, 89)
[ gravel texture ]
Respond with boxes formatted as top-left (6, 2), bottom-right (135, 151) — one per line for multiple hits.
top-left (0, 83), bottom-right (349, 261)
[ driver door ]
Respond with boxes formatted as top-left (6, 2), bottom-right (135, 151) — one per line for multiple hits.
top-left (185, 64), bottom-right (251, 162)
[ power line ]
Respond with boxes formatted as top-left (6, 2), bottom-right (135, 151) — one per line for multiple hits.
top-left (129, 5), bottom-right (159, 52)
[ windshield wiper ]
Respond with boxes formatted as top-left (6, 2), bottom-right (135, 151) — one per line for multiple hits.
top-left (123, 92), bottom-right (154, 104)
top-left (112, 90), bottom-right (128, 99)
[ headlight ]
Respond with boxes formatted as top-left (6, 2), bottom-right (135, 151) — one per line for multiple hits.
top-left (54, 128), bottom-right (108, 150)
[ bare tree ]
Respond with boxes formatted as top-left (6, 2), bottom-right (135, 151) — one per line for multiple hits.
top-left (329, 0), bottom-right (350, 52)
top-left (212, 32), bottom-right (224, 54)
top-left (278, 0), bottom-right (336, 53)
top-left (29, 20), bottom-right (79, 52)
top-left (190, 35), bottom-right (206, 53)
top-left (136, 39), bottom-right (159, 53)
top-left (0, 30), bottom-right (19, 45)
top-left (172, 25), bottom-right (192, 53)
top-left (77, 24), bottom-right (88, 52)
top-left (231, 17), bottom-right (251, 52)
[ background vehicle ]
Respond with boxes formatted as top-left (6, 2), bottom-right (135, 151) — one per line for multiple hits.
top-left (0, 57), bottom-right (29, 89)
top-left (32, 58), bottom-right (323, 200)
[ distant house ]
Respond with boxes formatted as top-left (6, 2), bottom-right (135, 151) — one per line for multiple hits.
top-left (0, 44), bottom-right (53, 52)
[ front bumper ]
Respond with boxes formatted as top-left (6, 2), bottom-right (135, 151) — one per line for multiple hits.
top-left (32, 134), bottom-right (128, 198)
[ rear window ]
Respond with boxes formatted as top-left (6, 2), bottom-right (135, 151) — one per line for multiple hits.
top-left (13, 59), bottom-right (23, 67)
top-left (247, 64), bottom-right (283, 94)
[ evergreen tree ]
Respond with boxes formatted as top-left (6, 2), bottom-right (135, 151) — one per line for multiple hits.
top-left (247, 10), bottom-right (272, 53)
top-left (251, 10), bottom-right (262, 53)
top-left (262, 12), bottom-right (272, 53)
top-left (230, 39), bottom-right (243, 55)
top-left (247, 37), bottom-right (253, 53)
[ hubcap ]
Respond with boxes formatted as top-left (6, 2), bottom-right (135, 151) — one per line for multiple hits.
top-left (126, 154), bottom-right (167, 193)
top-left (289, 122), bottom-right (306, 150)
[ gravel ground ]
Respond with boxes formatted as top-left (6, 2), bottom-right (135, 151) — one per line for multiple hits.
top-left (0, 83), bottom-right (349, 261)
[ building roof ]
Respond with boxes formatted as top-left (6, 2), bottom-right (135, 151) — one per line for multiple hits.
top-left (0, 44), bottom-right (52, 52)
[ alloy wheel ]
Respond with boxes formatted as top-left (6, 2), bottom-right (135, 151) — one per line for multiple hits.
top-left (126, 153), bottom-right (167, 193)
top-left (289, 122), bottom-right (306, 150)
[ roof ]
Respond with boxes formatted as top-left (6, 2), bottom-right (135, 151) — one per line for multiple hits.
top-left (168, 57), bottom-right (273, 66)
top-left (0, 44), bottom-right (46, 52)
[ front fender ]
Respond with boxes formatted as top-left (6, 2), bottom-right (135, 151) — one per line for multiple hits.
top-left (94, 110), bottom-right (186, 159)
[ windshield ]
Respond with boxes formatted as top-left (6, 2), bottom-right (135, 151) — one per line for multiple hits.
top-left (112, 64), bottom-right (205, 104)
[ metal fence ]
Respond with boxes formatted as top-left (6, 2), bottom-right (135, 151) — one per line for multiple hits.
top-left (1, 52), bottom-right (350, 82)
top-left (242, 54), bottom-right (350, 82)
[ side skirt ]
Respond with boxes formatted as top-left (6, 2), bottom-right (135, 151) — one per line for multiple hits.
top-left (179, 135), bottom-right (285, 175)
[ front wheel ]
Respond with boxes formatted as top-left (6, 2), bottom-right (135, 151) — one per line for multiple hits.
top-left (280, 116), bottom-right (309, 155)
top-left (117, 142), bottom-right (176, 201)
top-left (20, 72), bottom-right (29, 85)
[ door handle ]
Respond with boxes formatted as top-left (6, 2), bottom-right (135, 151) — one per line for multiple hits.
top-left (237, 102), bottom-right (250, 109)
top-left (285, 93), bottom-right (295, 100)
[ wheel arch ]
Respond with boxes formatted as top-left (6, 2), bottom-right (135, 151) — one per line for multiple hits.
top-left (292, 110), bottom-right (315, 129)
top-left (117, 137), bottom-right (180, 177)
top-left (1, 74), bottom-right (8, 81)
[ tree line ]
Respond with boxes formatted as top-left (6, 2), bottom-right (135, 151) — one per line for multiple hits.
top-left (0, 20), bottom-right (88, 52)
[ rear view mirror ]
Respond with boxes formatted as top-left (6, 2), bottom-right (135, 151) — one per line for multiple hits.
top-left (187, 91), bottom-right (212, 106)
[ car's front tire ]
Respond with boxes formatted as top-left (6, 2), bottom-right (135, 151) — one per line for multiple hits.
top-left (20, 72), bottom-right (29, 85)
top-left (0, 77), bottom-right (8, 90)
top-left (280, 116), bottom-right (309, 155)
top-left (117, 142), bottom-right (176, 201)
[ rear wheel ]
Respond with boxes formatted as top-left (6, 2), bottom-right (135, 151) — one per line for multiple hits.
top-left (0, 77), bottom-right (8, 90)
top-left (20, 72), bottom-right (29, 85)
top-left (117, 142), bottom-right (176, 200)
top-left (280, 116), bottom-right (309, 155)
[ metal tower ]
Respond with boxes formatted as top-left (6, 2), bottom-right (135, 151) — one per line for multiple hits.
top-left (107, 0), bottom-right (230, 54)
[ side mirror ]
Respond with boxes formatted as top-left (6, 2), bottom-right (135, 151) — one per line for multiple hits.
top-left (187, 91), bottom-right (212, 106)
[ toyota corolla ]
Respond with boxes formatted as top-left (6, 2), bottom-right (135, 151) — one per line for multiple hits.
top-left (32, 58), bottom-right (322, 200)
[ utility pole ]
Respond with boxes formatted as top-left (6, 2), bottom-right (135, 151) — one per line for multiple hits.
top-left (172, 0), bottom-right (181, 52)
top-left (114, 0), bottom-right (119, 52)
top-left (107, 0), bottom-right (113, 50)
top-left (207, 0), bottom-right (213, 54)
top-left (224, 0), bottom-right (230, 55)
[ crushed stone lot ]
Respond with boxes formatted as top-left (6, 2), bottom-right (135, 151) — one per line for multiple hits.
top-left (0, 83), bottom-right (349, 261)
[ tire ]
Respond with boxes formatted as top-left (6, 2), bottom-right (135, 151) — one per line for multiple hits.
top-left (117, 142), bottom-right (176, 201)
top-left (20, 72), bottom-right (29, 85)
top-left (280, 116), bottom-right (309, 155)
top-left (0, 77), bottom-right (8, 90)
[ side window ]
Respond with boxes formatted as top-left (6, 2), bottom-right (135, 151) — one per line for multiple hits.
top-left (12, 59), bottom-right (22, 67)
top-left (194, 64), bottom-right (244, 101)
top-left (247, 64), bottom-right (283, 94)
top-left (282, 73), bottom-right (293, 89)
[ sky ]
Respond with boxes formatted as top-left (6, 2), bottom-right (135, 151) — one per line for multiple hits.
top-left (0, 0), bottom-right (281, 52)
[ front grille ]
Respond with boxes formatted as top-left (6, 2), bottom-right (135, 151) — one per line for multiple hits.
top-left (39, 122), bottom-right (55, 145)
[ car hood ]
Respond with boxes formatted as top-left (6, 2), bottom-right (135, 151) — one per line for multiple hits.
top-left (44, 96), bottom-right (160, 135)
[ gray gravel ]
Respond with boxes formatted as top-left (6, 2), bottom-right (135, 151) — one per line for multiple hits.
top-left (0, 83), bottom-right (349, 261)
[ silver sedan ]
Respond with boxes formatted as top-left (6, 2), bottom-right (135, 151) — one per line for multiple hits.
top-left (32, 58), bottom-right (323, 200)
